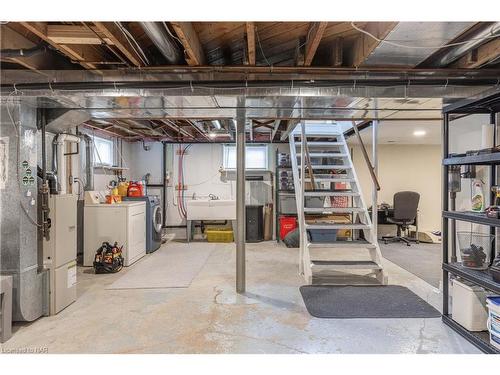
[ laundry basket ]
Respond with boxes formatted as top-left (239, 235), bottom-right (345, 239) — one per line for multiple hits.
top-left (457, 231), bottom-right (494, 270)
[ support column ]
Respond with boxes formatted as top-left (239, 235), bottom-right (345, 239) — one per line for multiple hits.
top-left (372, 119), bottom-right (378, 235)
top-left (236, 97), bottom-right (246, 293)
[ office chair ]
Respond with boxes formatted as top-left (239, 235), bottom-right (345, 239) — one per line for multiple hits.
top-left (382, 191), bottom-right (420, 246)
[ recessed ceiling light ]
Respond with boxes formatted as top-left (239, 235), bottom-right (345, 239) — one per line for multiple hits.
top-left (413, 130), bottom-right (426, 137)
top-left (208, 132), bottom-right (217, 138)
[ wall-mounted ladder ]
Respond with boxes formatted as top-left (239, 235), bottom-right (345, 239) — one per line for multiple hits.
top-left (289, 122), bottom-right (388, 285)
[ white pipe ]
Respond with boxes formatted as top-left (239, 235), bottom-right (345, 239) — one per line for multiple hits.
top-left (54, 134), bottom-right (80, 195)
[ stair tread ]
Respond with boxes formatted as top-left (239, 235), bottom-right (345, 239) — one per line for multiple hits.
top-left (294, 132), bottom-right (342, 137)
top-left (304, 191), bottom-right (359, 197)
top-left (304, 177), bottom-right (354, 182)
top-left (311, 260), bottom-right (382, 269)
top-left (306, 223), bottom-right (371, 229)
top-left (299, 164), bottom-right (351, 169)
top-left (296, 142), bottom-right (343, 147)
top-left (308, 240), bottom-right (376, 248)
top-left (304, 207), bottom-right (365, 212)
top-left (298, 153), bottom-right (348, 157)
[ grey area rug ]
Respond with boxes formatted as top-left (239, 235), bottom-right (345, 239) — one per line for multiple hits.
top-left (380, 242), bottom-right (442, 288)
top-left (300, 285), bottom-right (441, 318)
top-left (107, 242), bottom-right (214, 289)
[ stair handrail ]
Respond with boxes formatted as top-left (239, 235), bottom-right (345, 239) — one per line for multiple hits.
top-left (303, 138), bottom-right (316, 187)
top-left (351, 120), bottom-right (381, 191)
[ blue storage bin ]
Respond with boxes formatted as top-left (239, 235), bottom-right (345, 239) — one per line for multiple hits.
top-left (308, 229), bottom-right (337, 243)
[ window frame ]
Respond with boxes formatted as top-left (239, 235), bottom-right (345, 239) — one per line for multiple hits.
top-left (222, 144), bottom-right (269, 171)
top-left (92, 135), bottom-right (115, 167)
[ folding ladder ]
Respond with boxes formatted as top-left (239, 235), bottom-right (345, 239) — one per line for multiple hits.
top-left (289, 122), bottom-right (388, 285)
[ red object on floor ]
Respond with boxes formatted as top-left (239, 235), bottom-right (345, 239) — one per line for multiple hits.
top-left (280, 216), bottom-right (297, 240)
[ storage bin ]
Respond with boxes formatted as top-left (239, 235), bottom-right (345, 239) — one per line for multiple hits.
top-left (308, 229), bottom-right (337, 243)
top-left (457, 231), bottom-right (494, 270)
top-left (279, 195), bottom-right (297, 214)
top-left (451, 278), bottom-right (488, 331)
top-left (279, 216), bottom-right (297, 240)
top-left (486, 296), bottom-right (500, 350)
top-left (206, 227), bottom-right (234, 243)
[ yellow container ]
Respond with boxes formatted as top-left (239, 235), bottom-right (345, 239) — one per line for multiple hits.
top-left (117, 182), bottom-right (129, 196)
top-left (206, 227), bottom-right (234, 243)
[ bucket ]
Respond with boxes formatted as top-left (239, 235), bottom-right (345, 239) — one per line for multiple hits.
top-left (486, 296), bottom-right (500, 350)
top-left (457, 231), bottom-right (494, 270)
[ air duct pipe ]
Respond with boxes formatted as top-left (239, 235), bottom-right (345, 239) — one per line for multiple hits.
top-left (81, 134), bottom-right (94, 191)
top-left (211, 120), bottom-right (222, 130)
top-left (52, 134), bottom-right (81, 195)
top-left (140, 22), bottom-right (182, 64)
top-left (431, 22), bottom-right (500, 67)
top-left (1, 45), bottom-right (47, 58)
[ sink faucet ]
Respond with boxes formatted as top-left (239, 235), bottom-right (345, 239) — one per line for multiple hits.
top-left (208, 194), bottom-right (219, 200)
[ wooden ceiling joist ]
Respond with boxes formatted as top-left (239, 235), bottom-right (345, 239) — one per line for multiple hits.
top-left (93, 22), bottom-right (143, 67)
top-left (451, 38), bottom-right (500, 69)
top-left (170, 22), bottom-right (206, 65)
top-left (19, 22), bottom-right (98, 69)
top-left (245, 22), bottom-right (256, 65)
top-left (304, 22), bottom-right (328, 66)
top-left (350, 22), bottom-right (397, 67)
top-left (1, 25), bottom-right (46, 73)
top-left (46, 25), bottom-right (113, 45)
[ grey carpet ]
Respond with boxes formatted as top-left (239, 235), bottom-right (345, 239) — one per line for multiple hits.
top-left (380, 242), bottom-right (442, 288)
top-left (107, 242), bottom-right (214, 289)
top-left (300, 285), bottom-right (441, 319)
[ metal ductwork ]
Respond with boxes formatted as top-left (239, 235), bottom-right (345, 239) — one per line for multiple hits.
top-left (140, 22), bottom-right (182, 65)
top-left (45, 109), bottom-right (91, 134)
top-left (1, 45), bottom-right (47, 58)
top-left (52, 133), bottom-right (81, 195)
top-left (430, 22), bottom-right (500, 67)
top-left (0, 101), bottom-right (47, 321)
top-left (81, 134), bottom-right (94, 191)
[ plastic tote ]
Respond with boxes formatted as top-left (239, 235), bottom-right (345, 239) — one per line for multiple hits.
top-left (451, 278), bottom-right (488, 331)
top-left (486, 296), bottom-right (500, 350)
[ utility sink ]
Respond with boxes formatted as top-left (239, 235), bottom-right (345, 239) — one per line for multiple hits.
top-left (186, 199), bottom-right (236, 220)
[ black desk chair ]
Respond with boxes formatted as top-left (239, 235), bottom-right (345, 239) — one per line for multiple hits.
top-left (382, 191), bottom-right (420, 246)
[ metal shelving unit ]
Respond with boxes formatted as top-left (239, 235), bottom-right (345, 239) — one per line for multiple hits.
top-left (275, 150), bottom-right (297, 242)
top-left (442, 86), bottom-right (500, 354)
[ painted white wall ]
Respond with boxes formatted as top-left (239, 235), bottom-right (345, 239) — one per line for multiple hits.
top-left (124, 142), bottom-right (285, 238)
top-left (352, 144), bottom-right (442, 234)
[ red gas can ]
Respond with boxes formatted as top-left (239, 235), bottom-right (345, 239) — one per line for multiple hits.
top-left (279, 216), bottom-right (297, 240)
top-left (127, 181), bottom-right (144, 197)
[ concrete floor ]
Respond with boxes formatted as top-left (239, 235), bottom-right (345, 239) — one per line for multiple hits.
top-left (1, 241), bottom-right (479, 354)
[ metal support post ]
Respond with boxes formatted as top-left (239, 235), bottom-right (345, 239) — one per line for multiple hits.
top-left (236, 97), bottom-right (246, 293)
top-left (372, 119), bottom-right (378, 236)
top-left (442, 112), bottom-right (450, 316)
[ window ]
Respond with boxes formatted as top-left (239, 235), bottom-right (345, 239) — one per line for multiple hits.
top-left (222, 144), bottom-right (268, 170)
top-left (93, 136), bottom-right (114, 166)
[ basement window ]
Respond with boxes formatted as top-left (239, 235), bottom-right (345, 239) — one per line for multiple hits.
top-left (223, 144), bottom-right (268, 170)
top-left (93, 136), bottom-right (114, 166)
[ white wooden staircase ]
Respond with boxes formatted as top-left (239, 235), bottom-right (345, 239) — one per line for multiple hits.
top-left (289, 122), bottom-right (388, 285)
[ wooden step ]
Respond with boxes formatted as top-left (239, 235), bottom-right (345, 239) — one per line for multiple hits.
top-left (304, 191), bottom-right (359, 197)
top-left (310, 260), bottom-right (382, 270)
top-left (303, 207), bottom-right (365, 214)
top-left (306, 223), bottom-right (371, 230)
top-left (308, 240), bottom-right (376, 249)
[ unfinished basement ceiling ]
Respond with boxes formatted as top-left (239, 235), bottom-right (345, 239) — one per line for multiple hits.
top-left (1, 21), bottom-right (499, 142)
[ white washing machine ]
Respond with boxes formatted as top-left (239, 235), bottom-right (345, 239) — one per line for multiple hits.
top-left (84, 201), bottom-right (146, 267)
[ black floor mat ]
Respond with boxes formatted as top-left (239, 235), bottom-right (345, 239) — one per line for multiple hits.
top-left (300, 285), bottom-right (441, 319)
